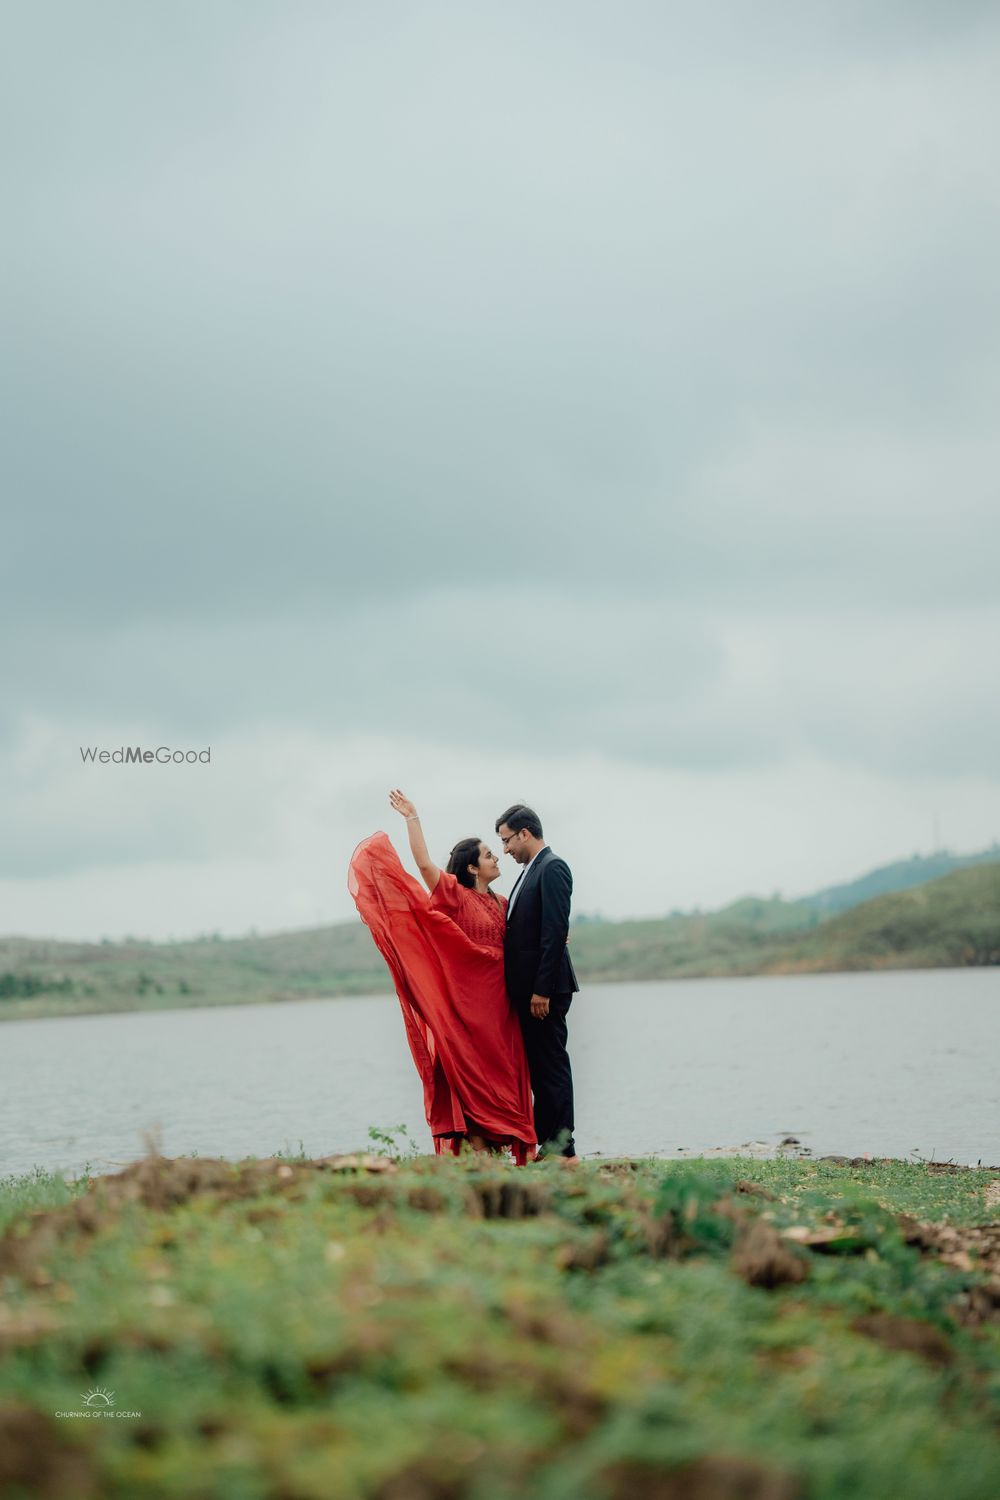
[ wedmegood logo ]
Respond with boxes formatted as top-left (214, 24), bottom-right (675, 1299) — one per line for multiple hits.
top-left (79, 746), bottom-right (211, 765)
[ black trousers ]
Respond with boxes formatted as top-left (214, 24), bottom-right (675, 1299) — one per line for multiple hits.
top-left (517, 993), bottom-right (575, 1157)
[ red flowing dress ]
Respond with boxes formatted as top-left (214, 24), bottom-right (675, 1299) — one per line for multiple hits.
top-left (348, 832), bottom-right (536, 1164)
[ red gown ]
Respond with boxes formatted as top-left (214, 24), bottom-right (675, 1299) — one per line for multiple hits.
top-left (348, 832), bottom-right (536, 1164)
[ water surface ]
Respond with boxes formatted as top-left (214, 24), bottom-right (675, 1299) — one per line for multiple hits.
top-left (1, 968), bottom-right (997, 1178)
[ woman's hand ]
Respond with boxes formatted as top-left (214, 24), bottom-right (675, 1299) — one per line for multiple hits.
top-left (389, 789), bottom-right (417, 820)
top-left (391, 789), bottom-right (440, 892)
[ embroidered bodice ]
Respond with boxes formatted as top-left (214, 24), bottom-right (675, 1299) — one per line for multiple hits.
top-left (431, 872), bottom-right (507, 949)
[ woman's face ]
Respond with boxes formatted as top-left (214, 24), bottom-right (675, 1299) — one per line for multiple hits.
top-left (472, 841), bottom-right (501, 885)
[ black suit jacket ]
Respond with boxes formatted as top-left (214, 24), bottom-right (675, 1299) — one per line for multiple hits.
top-left (503, 847), bottom-right (580, 1006)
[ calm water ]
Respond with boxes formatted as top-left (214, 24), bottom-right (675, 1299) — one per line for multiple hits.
top-left (1, 969), bottom-right (998, 1179)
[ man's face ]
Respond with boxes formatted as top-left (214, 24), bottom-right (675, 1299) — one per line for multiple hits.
top-left (498, 824), bottom-right (530, 866)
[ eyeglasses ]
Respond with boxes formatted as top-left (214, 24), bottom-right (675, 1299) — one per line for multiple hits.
top-left (500, 832), bottom-right (522, 847)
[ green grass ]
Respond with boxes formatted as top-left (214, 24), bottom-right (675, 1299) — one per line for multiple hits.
top-left (0, 1153), bottom-right (998, 1499)
top-left (1, 865), bottom-right (998, 1023)
top-left (771, 865), bottom-right (1000, 972)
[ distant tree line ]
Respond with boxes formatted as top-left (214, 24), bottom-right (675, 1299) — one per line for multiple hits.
top-left (0, 972), bottom-right (74, 999)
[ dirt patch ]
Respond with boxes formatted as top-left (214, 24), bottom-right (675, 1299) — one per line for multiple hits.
top-left (600, 1454), bottom-right (802, 1500)
top-left (371, 1461), bottom-right (469, 1500)
top-left (897, 1215), bottom-right (1000, 1325)
top-left (405, 1185), bottom-right (451, 1213)
top-left (851, 1312), bottom-right (954, 1368)
top-left (898, 1216), bottom-right (1000, 1274)
top-left (468, 1178), bottom-right (550, 1220)
top-left (0, 1404), bottom-right (97, 1499)
top-left (734, 1180), bottom-right (777, 1201)
top-left (0, 1303), bottom-right (63, 1354)
top-left (0, 1148), bottom-right (399, 1284)
top-left (920, 1161), bottom-right (1000, 1175)
top-left (731, 1220), bottom-right (809, 1289)
top-left (821, 1159), bottom-right (1000, 1174)
top-left (554, 1230), bottom-right (611, 1272)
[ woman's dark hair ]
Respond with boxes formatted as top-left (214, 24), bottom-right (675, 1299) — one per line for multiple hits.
top-left (495, 803), bottom-right (543, 839)
top-left (447, 837), bottom-right (484, 889)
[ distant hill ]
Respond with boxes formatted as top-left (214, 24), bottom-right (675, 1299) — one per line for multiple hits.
top-left (563, 865), bottom-right (1000, 983)
top-left (763, 864), bottom-right (1000, 975)
top-left (571, 844), bottom-right (1000, 930)
top-left (799, 845), bottom-right (1000, 917)
top-left (0, 921), bottom-right (386, 1021)
top-left (1, 863), bottom-right (997, 1022)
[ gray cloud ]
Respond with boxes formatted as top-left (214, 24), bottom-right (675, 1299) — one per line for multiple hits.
top-left (2, 3), bottom-right (999, 925)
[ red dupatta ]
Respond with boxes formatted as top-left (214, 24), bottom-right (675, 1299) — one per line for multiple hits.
top-left (348, 832), bottom-right (535, 1163)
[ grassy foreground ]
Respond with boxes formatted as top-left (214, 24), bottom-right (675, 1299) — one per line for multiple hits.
top-left (1, 1152), bottom-right (999, 1499)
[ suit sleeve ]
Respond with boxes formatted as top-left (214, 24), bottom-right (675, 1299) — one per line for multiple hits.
top-left (534, 858), bottom-right (572, 998)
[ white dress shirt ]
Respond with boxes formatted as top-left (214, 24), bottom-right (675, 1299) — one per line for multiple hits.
top-left (506, 844), bottom-right (548, 917)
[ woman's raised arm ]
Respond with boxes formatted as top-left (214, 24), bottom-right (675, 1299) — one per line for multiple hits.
top-left (389, 789), bottom-right (441, 892)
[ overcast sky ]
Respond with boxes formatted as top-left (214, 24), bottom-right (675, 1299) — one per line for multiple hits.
top-left (3, 1), bottom-right (999, 942)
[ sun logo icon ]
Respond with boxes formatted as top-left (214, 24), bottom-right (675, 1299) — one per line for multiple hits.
top-left (81, 1387), bottom-right (116, 1408)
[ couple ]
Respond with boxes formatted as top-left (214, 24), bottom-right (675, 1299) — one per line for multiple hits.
top-left (348, 795), bottom-right (578, 1163)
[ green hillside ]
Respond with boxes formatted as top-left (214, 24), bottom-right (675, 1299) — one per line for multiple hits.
top-left (765, 863), bottom-right (1000, 974)
top-left (564, 865), bottom-right (1000, 981)
top-left (0, 921), bottom-right (386, 1021)
top-left (1, 866), bottom-right (997, 1022)
top-left (801, 844), bottom-right (1000, 917)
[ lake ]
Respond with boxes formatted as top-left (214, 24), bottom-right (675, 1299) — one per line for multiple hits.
top-left (1, 968), bottom-right (998, 1179)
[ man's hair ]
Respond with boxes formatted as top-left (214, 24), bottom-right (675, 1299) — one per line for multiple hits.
top-left (495, 803), bottom-right (543, 839)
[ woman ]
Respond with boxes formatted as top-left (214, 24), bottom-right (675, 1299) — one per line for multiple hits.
top-left (348, 790), bottom-right (536, 1164)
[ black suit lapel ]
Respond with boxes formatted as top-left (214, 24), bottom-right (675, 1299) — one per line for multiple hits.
top-left (507, 869), bottom-right (526, 913)
top-left (507, 848), bottom-right (551, 924)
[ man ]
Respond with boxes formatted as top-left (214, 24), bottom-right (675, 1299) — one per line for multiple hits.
top-left (495, 803), bottom-right (579, 1161)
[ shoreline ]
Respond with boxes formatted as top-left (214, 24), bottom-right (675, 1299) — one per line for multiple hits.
top-left (1, 960), bottom-right (997, 1025)
top-left (5, 1149), bottom-right (997, 1191)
